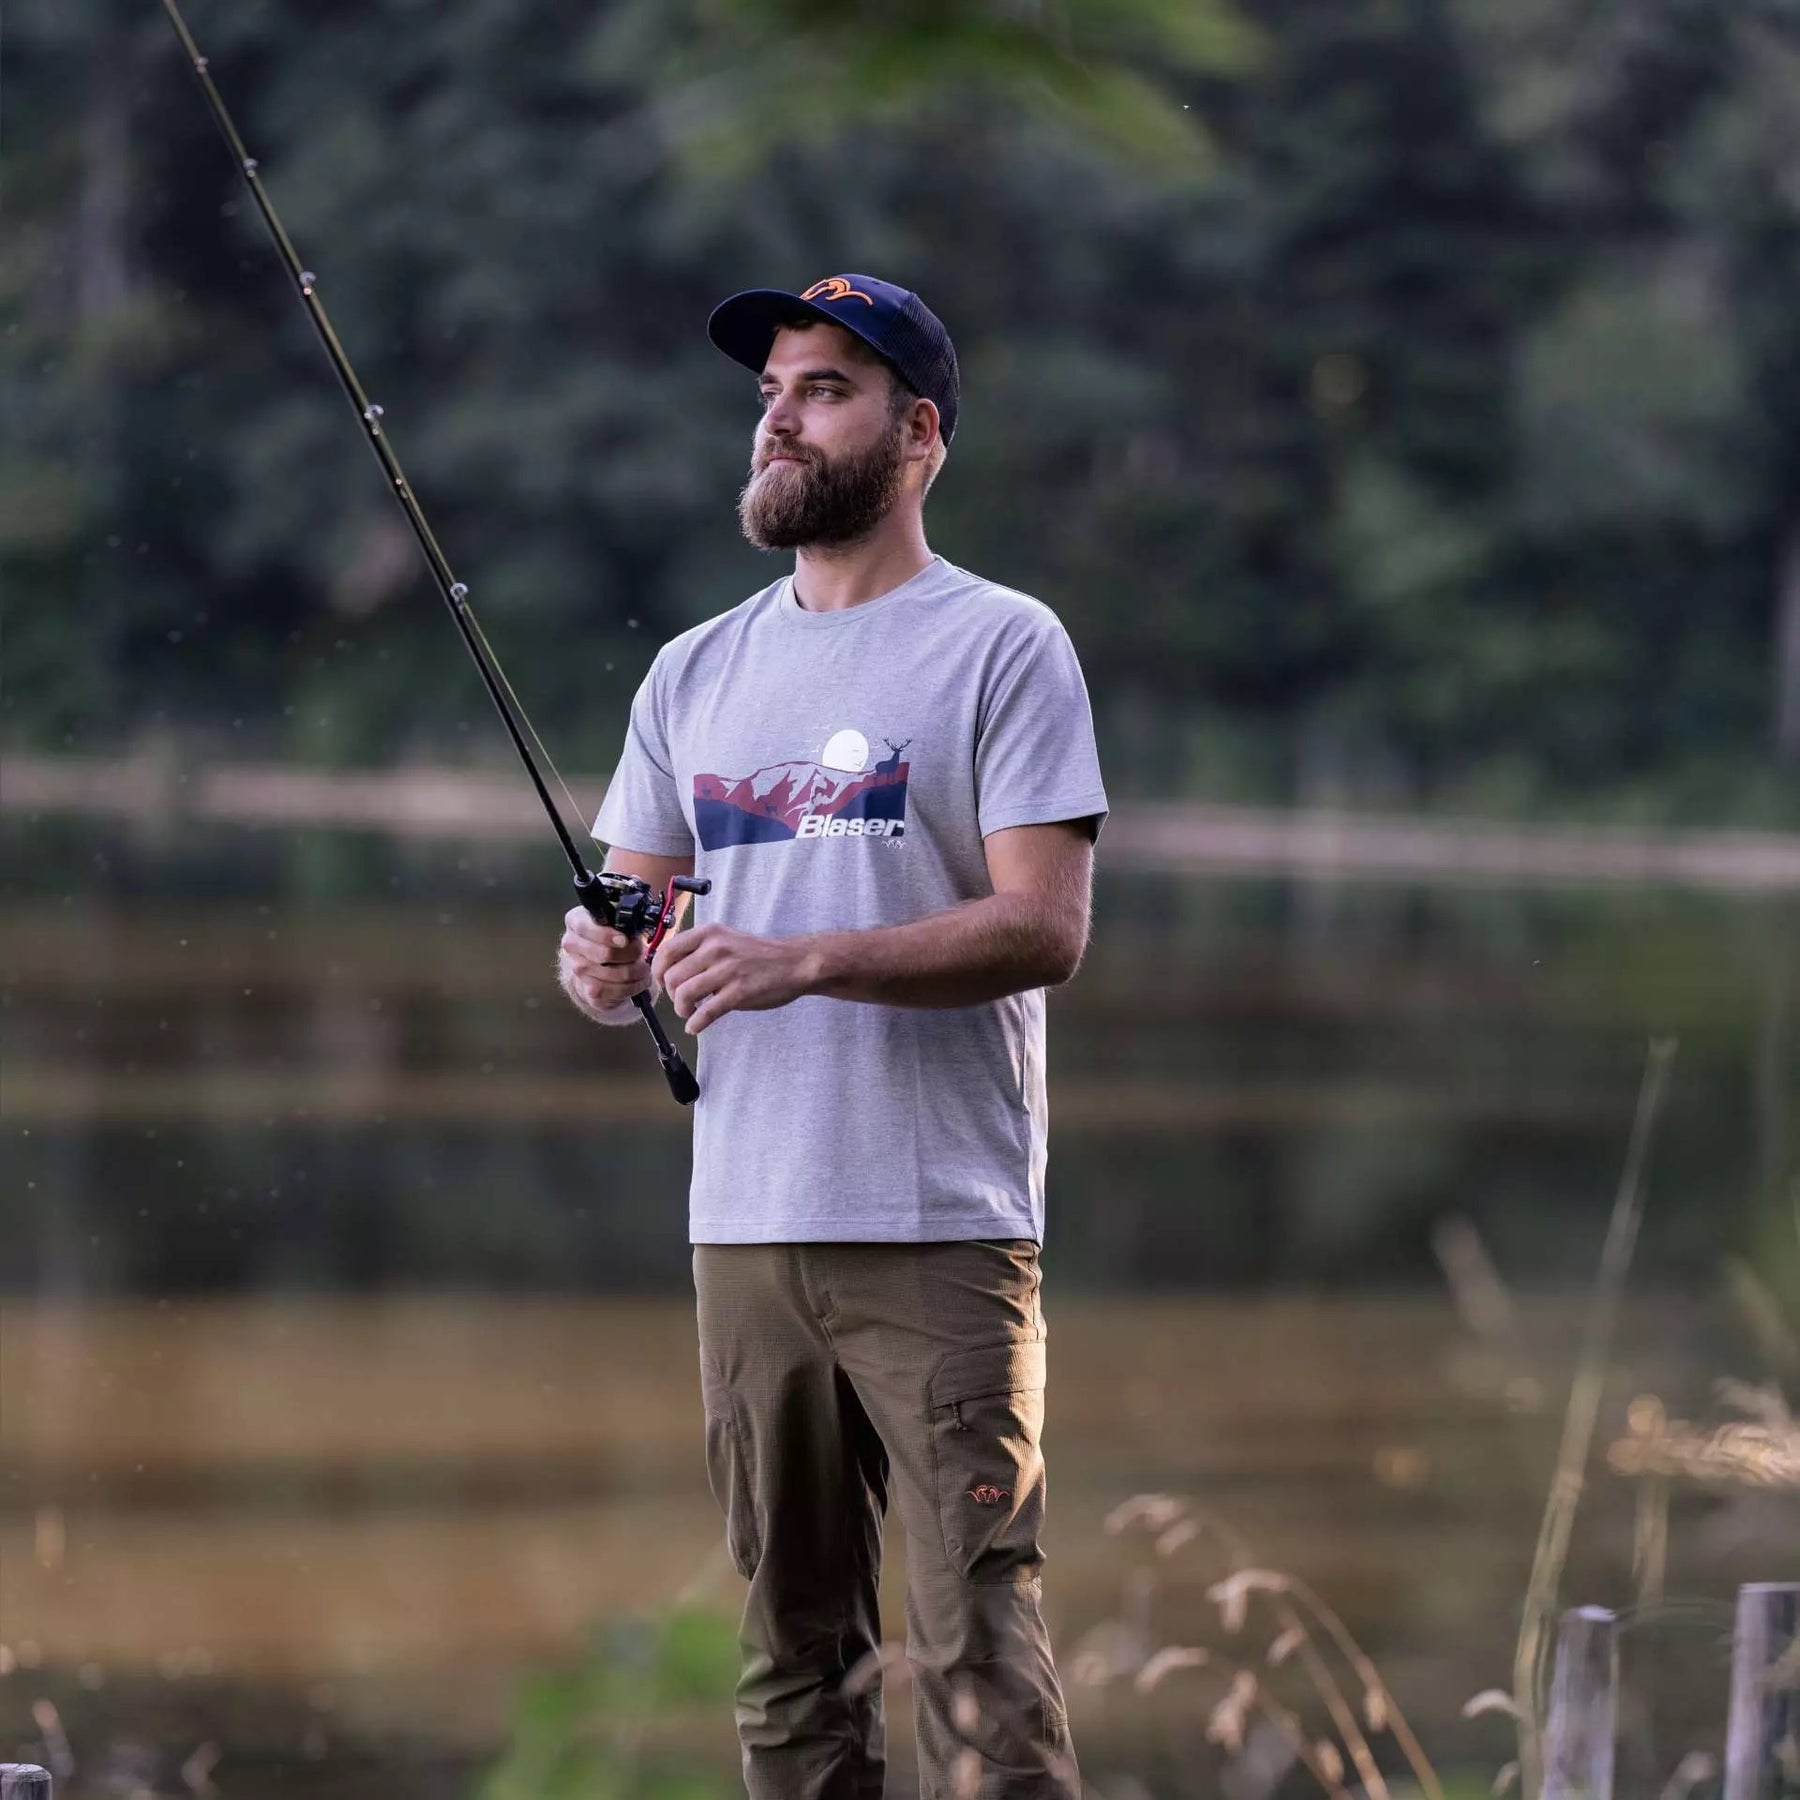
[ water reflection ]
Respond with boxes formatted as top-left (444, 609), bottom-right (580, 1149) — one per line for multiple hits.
top-left (1, 816), bottom-right (1794, 1794)
top-left (4, 817), bottom-right (1790, 1293)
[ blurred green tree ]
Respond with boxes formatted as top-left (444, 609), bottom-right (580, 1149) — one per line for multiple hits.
top-left (3, 0), bottom-right (1795, 821)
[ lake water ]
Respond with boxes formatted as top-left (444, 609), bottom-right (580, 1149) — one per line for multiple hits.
top-left (0, 813), bottom-right (1794, 1795)
top-left (4, 814), bottom-right (1792, 1296)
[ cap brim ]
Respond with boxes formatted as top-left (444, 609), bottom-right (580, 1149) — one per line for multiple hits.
top-left (707, 289), bottom-right (888, 376)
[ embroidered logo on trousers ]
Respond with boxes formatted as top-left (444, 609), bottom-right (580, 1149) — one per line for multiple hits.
top-left (966, 1484), bottom-right (1012, 1507)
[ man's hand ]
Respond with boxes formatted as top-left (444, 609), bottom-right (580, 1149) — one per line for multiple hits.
top-left (559, 906), bottom-right (656, 1026)
top-left (653, 923), bottom-right (820, 1035)
top-left (570, 824), bottom-right (1091, 1033)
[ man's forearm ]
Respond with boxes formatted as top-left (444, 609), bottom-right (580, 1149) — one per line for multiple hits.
top-left (799, 892), bottom-right (1083, 1008)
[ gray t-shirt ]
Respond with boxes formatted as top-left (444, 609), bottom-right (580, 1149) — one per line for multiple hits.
top-left (594, 555), bottom-right (1107, 1244)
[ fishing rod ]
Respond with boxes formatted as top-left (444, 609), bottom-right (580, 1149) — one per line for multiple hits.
top-left (159, 0), bottom-right (707, 1105)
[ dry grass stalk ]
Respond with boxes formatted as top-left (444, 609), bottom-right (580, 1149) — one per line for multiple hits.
top-left (1657, 1750), bottom-right (1717, 1799)
top-left (951, 1679), bottom-right (981, 1737)
top-left (840, 1640), bottom-right (910, 1700)
top-left (180, 1739), bottom-right (221, 1795)
top-left (1069, 1617), bottom-right (1153, 1688)
top-left (31, 1694), bottom-right (74, 1779)
top-left (1186, 1663), bottom-right (1357, 1799)
top-left (1248, 1682), bottom-right (1357, 1799)
top-left (1103, 1493), bottom-right (1189, 1537)
top-left (1207, 1669), bottom-right (1259, 1751)
top-left (1632, 1469), bottom-right (1669, 1608)
top-left (1089, 1512), bottom-right (1370, 1798)
top-left (1260, 1575), bottom-right (1378, 1772)
top-left (1135, 1646), bottom-right (1210, 1692)
top-left (1434, 1215), bottom-right (1535, 1379)
top-left (951, 1745), bottom-right (982, 1800)
top-left (1608, 1400), bottom-right (1800, 1489)
top-left (1464, 1689), bottom-right (1524, 1721)
top-left (1155, 1517), bottom-right (1201, 1556)
top-left (1714, 1377), bottom-right (1793, 1425)
top-left (1113, 1495), bottom-right (1434, 1800)
top-left (1166, 1522), bottom-right (1389, 1795)
top-left (1211, 1567), bottom-right (1442, 1800)
top-left (1722, 1260), bottom-right (1800, 1379)
top-left (1511, 1037), bottom-right (1677, 1800)
top-left (1608, 1382), bottom-right (1796, 1621)
top-left (1114, 1621), bottom-right (1371, 1799)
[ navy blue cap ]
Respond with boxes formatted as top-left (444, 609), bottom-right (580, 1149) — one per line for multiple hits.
top-left (708, 274), bottom-right (960, 446)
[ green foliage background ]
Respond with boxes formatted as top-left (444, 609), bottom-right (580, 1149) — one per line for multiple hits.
top-left (477, 1605), bottom-right (740, 1800)
top-left (6, 0), bottom-right (1799, 821)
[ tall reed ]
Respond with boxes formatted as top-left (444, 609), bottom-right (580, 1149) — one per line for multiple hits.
top-left (1510, 1038), bottom-right (1677, 1800)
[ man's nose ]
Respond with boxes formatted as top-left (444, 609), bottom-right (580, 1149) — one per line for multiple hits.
top-left (761, 388), bottom-right (802, 436)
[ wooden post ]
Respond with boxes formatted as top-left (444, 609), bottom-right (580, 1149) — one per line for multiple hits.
top-left (0, 1766), bottom-right (53, 1799)
top-left (1543, 1605), bottom-right (1618, 1800)
top-left (1725, 1583), bottom-right (1800, 1800)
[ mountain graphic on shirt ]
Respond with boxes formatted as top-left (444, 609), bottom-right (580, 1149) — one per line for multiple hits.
top-left (693, 751), bottom-right (910, 848)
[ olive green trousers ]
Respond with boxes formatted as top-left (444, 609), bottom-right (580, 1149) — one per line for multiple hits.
top-left (693, 1240), bottom-right (1081, 1800)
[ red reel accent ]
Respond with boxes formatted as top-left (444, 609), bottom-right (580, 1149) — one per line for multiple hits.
top-left (641, 877), bottom-right (686, 956)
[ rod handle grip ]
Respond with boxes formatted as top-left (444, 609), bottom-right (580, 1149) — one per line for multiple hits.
top-left (633, 990), bottom-right (700, 1105)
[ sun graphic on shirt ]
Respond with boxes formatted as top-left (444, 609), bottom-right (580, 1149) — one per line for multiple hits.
top-left (820, 729), bottom-right (869, 773)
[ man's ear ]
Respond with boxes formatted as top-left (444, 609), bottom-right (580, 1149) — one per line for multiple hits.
top-left (907, 396), bottom-right (941, 459)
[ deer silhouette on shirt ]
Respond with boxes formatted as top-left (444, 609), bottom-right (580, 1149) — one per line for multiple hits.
top-left (873, 738), bottom-right (912, 780)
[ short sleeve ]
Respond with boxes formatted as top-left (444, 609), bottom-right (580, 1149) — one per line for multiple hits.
top-left (975, 623), bottom-right (1109, 842)
top-left (593, 659), bottom-right (695, 855)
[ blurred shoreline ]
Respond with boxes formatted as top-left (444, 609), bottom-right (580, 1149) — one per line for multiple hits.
top-left (6, 749), bottom-right (1800, 889)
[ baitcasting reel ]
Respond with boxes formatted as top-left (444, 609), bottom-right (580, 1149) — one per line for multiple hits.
top-left (575, 870), bottom-right (712, 954)
top-left (573, 871), bottom-right (713, 1105)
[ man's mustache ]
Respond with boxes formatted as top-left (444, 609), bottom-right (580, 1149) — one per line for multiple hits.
top-left (753, 443), bottom-right (822, 475)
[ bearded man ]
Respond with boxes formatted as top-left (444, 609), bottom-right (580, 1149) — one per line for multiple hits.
top-left (557, 274), bottom-right (1105, 1799)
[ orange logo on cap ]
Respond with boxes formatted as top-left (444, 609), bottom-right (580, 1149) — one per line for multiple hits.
top-left (801, 277), bottom-right (875, 306)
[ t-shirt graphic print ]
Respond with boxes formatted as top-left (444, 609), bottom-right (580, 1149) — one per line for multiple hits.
top-left (694, 730), bottom-right (911, 847)
top-left (594, 556), bottom-right (1108, 1247)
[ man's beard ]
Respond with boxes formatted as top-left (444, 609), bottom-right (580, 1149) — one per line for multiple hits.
top-left (737, 427), bottom-right (905, 551)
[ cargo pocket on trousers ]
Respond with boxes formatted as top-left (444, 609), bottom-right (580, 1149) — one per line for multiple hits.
top-left (929, 1338), bottom-right (1048, 1585)
top-left (703, 1406), bottom-right (761, 1580)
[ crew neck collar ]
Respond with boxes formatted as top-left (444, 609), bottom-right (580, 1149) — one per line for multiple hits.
top-left (778, 555), bottom-right (946, 629)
